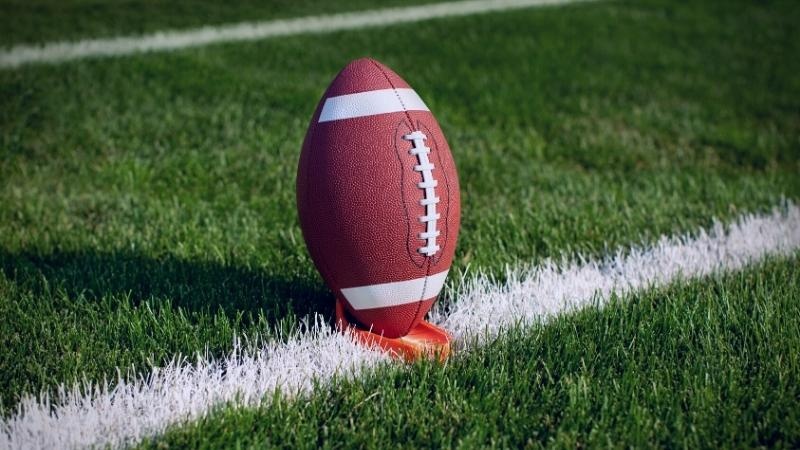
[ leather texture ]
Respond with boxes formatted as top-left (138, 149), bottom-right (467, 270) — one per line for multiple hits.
top-left (297, 58), bottom-right (461, 338)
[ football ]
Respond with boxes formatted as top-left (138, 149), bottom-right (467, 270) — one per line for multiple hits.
top-left (296, 58), bottom-right (461, 339)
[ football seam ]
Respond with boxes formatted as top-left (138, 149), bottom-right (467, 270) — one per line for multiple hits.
top-left (394, 121), bottom-right (424, 270)
top-left (418, 120), bottom-right (451, 267)
top-left (369, 59), bottom-right (433, 336)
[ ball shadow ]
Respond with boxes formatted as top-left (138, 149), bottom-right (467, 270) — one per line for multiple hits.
top-left (0, 248), bottom-right (334, 327)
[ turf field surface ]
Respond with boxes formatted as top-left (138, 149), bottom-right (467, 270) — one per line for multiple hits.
top-left (3, 202), bottom-right (798, 449)
top-left (147, 256), bottom-right (800, 449)
top-left (0, 0), bottom-right (590, 68)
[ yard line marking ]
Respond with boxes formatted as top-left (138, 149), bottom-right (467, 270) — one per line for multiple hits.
top-left (1, 202), bottom-right (798, 449)
top-left (432, 202), bottom-right (800, 344)
top-left (0, 0), bottom-right (594, 69)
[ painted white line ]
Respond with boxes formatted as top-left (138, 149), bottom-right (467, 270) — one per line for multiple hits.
top-left (319, 88), bottom-right (429, 123)
top-left (432, 202), bottom-right (800, 344)
top-left (0, 0), bottom-right (594, 69)
top-left (1, 203), bottom-right (798, 449)
top-left (1, 321), bottom-right (391, 450)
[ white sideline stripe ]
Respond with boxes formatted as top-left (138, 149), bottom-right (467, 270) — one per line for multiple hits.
top-left (431, 203), bottom-right (800, 343)
top-left (2, 203), bottom-right (799, 449)
top-left (319, 89), bottom-right (429, 123)
top-left (0, 0), bottom-right (595, 69)
top-left (341, 269), bottom-right (449, 310)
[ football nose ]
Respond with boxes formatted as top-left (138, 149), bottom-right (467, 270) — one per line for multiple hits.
top-left (325, 57), bottom-right (411, 97)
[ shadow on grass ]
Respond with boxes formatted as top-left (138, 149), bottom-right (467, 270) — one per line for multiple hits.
top-left (0, 248), bottom-right (334, 326)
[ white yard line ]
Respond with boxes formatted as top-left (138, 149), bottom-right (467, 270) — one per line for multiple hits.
top-left (0, 0), bottom-right (593, 69)
top-left (1, 203), bottom-right (798, 449)
top-left (433, 202), bottom-right (800, 343)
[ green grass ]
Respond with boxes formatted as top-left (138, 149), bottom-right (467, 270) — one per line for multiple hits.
top-left (0, 0), bottom-right (799, 444)
top-left (0, 0), bottom-right (441, 47)
top-left (144, 256), bottom-right (800, 449)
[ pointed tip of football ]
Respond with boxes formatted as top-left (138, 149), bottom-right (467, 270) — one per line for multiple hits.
top-left (326, 57), bottom-right (411, 97)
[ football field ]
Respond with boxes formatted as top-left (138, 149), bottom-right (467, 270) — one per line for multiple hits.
top-left (1, 0), bottom-right (799, 448)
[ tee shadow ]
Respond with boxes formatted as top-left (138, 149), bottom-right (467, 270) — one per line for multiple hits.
top-left (0, 248), bottom-right (334, 326)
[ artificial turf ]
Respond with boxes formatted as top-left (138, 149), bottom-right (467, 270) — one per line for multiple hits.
top-left (0, 0), bottom-right (441, 47)
top-left (144, 256), bottom-right (800, 449)
top-left (1, 0), bottom-right (799, 445)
